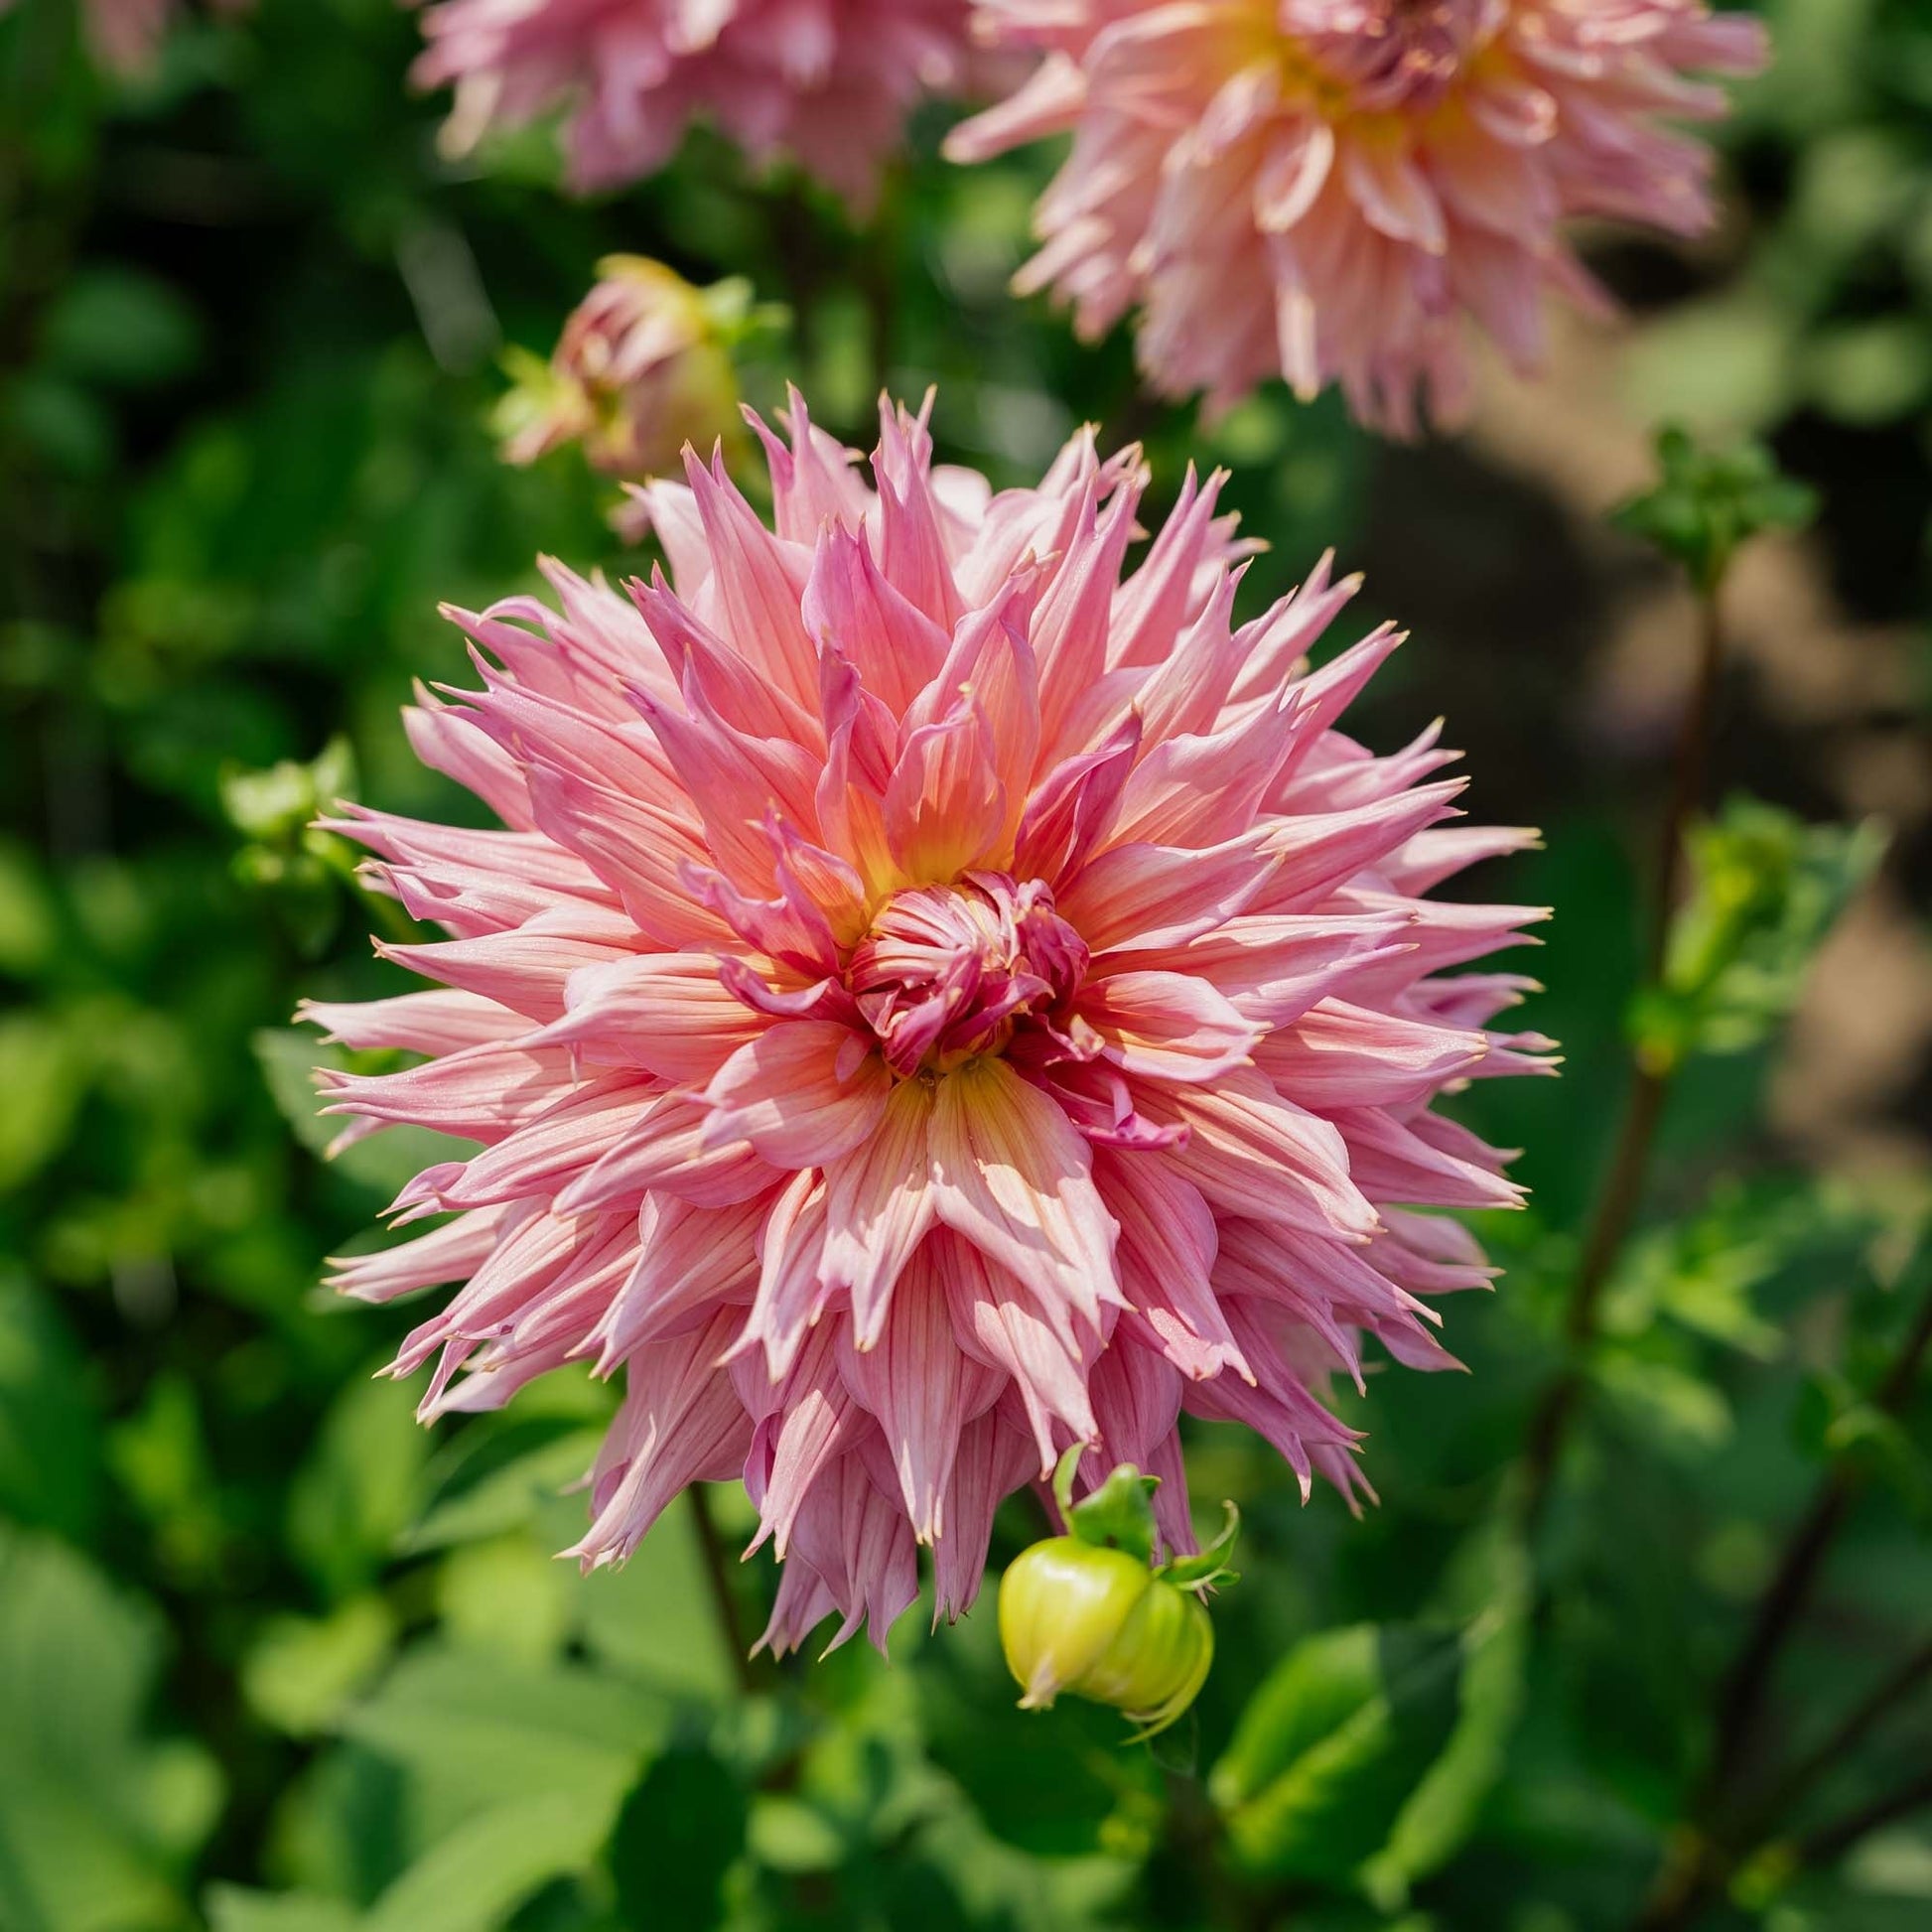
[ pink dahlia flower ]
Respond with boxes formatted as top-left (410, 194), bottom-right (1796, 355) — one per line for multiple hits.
top-left (2, 0), bottom-right (249, 75)
top-left (946, 0), bottom-right (1768, 432)
top-left (308, 390), bottom-right (1552, 1654)
top-left (412, 0), bottom-right (971, 204)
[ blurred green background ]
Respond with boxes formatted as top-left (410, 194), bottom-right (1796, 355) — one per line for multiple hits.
top-left (3, 1), bottom-right (1931, 1928)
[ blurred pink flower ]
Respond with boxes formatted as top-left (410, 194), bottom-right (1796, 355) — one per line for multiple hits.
top-left (412, 0), bottom-right (971, 204)
top-left (947, 0), bottom-right (1767, 433)
top-left (309, 389), bottom-right (1552, 1654)
top-left (2, 0), bottom-right (249, 74)
top-left (496, 255), bottom-right (750, 479)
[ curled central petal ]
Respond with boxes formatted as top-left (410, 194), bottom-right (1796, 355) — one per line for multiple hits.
top-left (848, 874), bottom-right (1089, 1075)
top-left (1290, 0), bottom-right (1491, 110)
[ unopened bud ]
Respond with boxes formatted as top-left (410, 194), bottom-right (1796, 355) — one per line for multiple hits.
top-left (996, 1449), bottom-right (1236, 1739)
top-left (496, 257), bottom-right (767, 481)
top-left (1000, 1537), bottom-right (1213, 1735)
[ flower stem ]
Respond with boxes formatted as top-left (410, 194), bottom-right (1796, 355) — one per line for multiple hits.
top-left (1742, 1631), bottom-right (1932, 1836)
top-left (1795, 1765), bottom-right (1932, 1868)
top-left (1519, 585), bottom-right (1726, 1527)
top-left (1633, 1250), bottom-right (1932, 1930)
top-left (688, 1482), bottom-right (759, 1696)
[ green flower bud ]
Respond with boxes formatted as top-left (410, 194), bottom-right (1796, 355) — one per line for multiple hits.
top-left (998, 1536), bottom-right (1215, 1737)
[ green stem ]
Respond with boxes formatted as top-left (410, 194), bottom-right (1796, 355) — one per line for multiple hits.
top-left (1519, 583), bottom-right (1726, 1528)
top-left (688, 1483), bottom-right (759, 1697)
top-left (1633, 1250), bottom-right (1932, 1930)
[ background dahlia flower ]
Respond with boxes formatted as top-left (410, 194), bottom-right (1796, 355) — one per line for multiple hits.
top-left (947, 0), bottom-right (1768, 433)
top-left (413, 0), bottom-right (971, 205)
top-left (1, 0), bottom-right (248, 75)
top-left (309, 390), bottom-right (1553, 1654)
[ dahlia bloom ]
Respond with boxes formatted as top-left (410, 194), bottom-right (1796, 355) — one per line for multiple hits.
top-left (497, 256), bottom-right (749, 481)
top-left (413, 0), bottom-right (971, 204)
top-left (308, 390), bottom-right (1552, 1654)
top-left (946, 1), bottom-right (1768, 432)
top-left (2, 0), bottom-right (248, 74)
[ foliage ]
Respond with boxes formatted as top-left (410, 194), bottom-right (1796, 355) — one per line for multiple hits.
top-left (1, 1), bottom-right (1929, 1930)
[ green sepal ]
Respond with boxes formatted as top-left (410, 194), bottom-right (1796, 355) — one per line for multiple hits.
top-left (1159, 1501), bottom-right (1242, 1592)
top-left (1053, 1447), bottom-right (1160, 1566)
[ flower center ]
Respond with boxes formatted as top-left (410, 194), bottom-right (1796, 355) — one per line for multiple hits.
top-left (846, 873), bottom-right (1088, 1076)
top-left (1282, 0), bottom-right (1491, 111)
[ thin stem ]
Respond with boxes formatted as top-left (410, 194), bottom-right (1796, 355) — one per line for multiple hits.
top-left (1519, 585), bottom-right (1725, 1527)
top-left (1634, 1258), bottom-right (1932, 1931)
top-left (1796, 1766), bottom-right (1932, 1869)
top-left (1705, 1272), bottom-right (1932, 1805)
top-left (1742, 1632), bottom-right (1932, 1836)
top-left (1648, 593), bottom-right (1725, 984)
top-left (688, 1483), bottom-right (759, 1695)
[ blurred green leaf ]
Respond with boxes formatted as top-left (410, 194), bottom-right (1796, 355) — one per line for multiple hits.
top-left (0, 839), bottom-right (59, 978)
top-left (401, 1421), bottom-right (607, 1555)
top-left (1209, 1624), bottom-right (1463, 1883)
top-left (206, 1887), bottom-right (359, 1932)
top-left (339, 1645), bottom-right (667, 1817)
top-left (243, 1596), bottom-right (399, 1737)
top-left (221, 739), bottom-right (358, 844)
top-left (1363, 1549), bottom-right (1531, 1905)
top-left (1613, 424), bottom-right (1820, 592)
top-left (360, 1790), bottom-right (615, 1932)
top-left (287, 1370), bottom-right (430, 1602)
top-left (609, 1744), bottom-right (747, 1932)
top-left (40, 266), bottom-right (202, 390)
top-left (0, 1012), bottom-right (87, 1190)
top-left (0, 1269), bottom-right (103, 1539)
top-left (1634, 797), bottom-right (1886, 1072)
top-left (0, 1528), bottom-right (222, 1932)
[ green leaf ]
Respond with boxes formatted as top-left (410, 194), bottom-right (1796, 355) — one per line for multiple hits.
top-left (400, 1423), bottom-right (607, 1555)
top-left (1363, 1554), bottom-right (1530, 1903)
top-left (40, 266), bottom-right (202, 390)
top-left (0, 1528), bottom-right (223, 1932)
top-left (287, 1370), bottom-right (430, 1603)
top-left (609, 1745), bottom-right (747, 1932)
top-left (1613, 423), bottom-right (1819, 592)
top-left (206, 1887), bottom-right (359, 1932)
top-left (360, 1791), bottom-right (616, 1932)
top-left (0, 1269), bottom-right (103, 1539)
top-left (1637, 798), bottom-right (1885, 1071)
top-left (1209, 1625), bottom-right (1463, 1883)
top-left (0, 1012), bottom-right (87, 1191)
top-left (220, 738), bottom-right (357, 845)
top-left (242, 1596), bottom-right (399, 1737)
top-left (339, 1645), bottom-right (668, 1819)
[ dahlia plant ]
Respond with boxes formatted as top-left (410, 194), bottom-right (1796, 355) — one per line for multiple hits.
top-left (412, 0), bottom-right (972, 204)
top-left (947, 0), bottom-right (1768, 433)
top-left (308, 390), bottom-right (1552, 1655)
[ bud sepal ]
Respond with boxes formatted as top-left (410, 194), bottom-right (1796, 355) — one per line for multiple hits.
top-left (997, 1449), bottom-right (1237, 1740)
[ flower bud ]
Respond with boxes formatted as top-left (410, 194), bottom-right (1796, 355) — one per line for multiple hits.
top-left (495, 257), bottom-right (751, 480)
top-left (999, 1535), bottom-right (1214, 1736)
